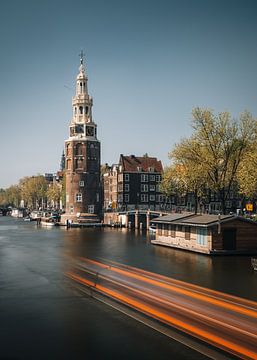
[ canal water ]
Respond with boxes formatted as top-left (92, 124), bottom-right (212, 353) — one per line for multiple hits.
top-left (0, 216), bottom-right (256, 359)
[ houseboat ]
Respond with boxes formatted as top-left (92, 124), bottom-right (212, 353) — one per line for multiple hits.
top-left (151, 213), bottom-right (257, 255)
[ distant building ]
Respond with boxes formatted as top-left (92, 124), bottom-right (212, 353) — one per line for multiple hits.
top-left (64, 53), bottom-right (101, 219)
top-left (103, 154), bottom-right (164, 211)
top-left (152, 213), bottom-right (257, 254)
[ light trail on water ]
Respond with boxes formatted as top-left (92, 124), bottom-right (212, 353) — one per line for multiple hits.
top-left (66, 257), bottom-right (257, 360)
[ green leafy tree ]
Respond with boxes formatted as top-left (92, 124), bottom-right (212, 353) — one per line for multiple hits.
top-left (0, 189), bottom-right (7, 206)
top-left (5, 185), bottom-right (21, 207)
top-left (162, 108), bottom-right (257, 214)
top-left (20, 176), bottom-right (48, 209)
top-left (47, 183), bottom-right (61, 209)
top-left (237, 146), bottom-right (257, 198)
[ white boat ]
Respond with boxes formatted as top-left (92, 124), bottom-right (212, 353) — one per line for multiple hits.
top-left (149, 224), bottom-right (156, 233)
top-left (40, 217), bottom-right (57, 227)
top-left (251, 258), bottom-right (257, 271)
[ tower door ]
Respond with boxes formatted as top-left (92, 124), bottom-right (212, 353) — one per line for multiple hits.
top-left (222, 228), bottom-right (237, 250)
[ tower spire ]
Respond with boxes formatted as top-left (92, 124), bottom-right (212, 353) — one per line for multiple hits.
top-left (79, 50), bottom-right (84, 65)
top-left (79, 50), bottom-right (85, 73)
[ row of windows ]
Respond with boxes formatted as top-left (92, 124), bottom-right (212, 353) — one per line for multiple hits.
top-left (69, 204), bottom-right (94, 214)
top-left (66, 193), bottom-right (99, 203)
top-left (116, 184), bottom-right (161, 192)
top-left (117, 194), bottom-right (164, 203)
top-left (159, 225), bottom-right (208, 246)
top-left (120, 174), bottom-right (162, 182)
top-left (74, 106), bottom-right (89, 115)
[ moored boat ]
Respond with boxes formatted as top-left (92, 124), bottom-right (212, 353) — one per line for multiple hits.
top-left (251, 258), bottom-right (257, 271)
top-left (40, 217), bottom-right (57, 227)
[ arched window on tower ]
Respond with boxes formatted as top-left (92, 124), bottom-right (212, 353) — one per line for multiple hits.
top-left (85, 106), bottom-right (88, 115)
top-left (66, 143), bottom-right (71, 156)
top-left (79, 106), bottom-right (83, 115)
top-left (75, 143), bottom-right (83, 155)
top-left (80, 82), bottom-right (83, 93)
top-left (74, 107), bottom-right (77, 115)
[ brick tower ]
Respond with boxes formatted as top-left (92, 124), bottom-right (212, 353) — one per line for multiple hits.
top-left (64, 53), bottom-right (101, 221)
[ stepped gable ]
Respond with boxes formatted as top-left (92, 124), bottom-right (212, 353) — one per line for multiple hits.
top-left (120, 155), bottom-right (163, 172)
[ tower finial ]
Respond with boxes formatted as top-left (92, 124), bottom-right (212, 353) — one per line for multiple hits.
top-left (79, 50), bottom-right (85, 66)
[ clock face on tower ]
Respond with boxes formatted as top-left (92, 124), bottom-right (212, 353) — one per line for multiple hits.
top-left (75, 124), bottom-right (84, 134)
top-left (86, 126), bottom-right (94, 137)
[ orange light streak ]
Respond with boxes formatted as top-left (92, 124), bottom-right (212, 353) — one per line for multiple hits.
top-left (101, 258), bottom-right (257, 310)
top-left (84, 258), bottom-right (257, 319)
top-left (66, 271), bottom-right (257, 360)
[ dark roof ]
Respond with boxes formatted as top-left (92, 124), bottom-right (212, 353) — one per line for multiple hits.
top-left (180, 214), bottom-right (234, 225)
top-left (152, 213), bottom-right (194, 223)
top-left (152, 213), bottom-right (255, 227)
top-left (119, 155), bottom-right (163, 173)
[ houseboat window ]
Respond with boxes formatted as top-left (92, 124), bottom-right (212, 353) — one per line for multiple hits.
top-left (170, 225), bottom-right (176, 238)
top-left (197, 228), bottom-right (208, 246)
top-left (185, 226), bottom-right (191, 240)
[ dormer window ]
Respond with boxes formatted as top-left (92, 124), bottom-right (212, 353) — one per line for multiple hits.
top-left (137, 166), bottom-right (142, 172)
top-left (148, 167), bottom-right (154, 172)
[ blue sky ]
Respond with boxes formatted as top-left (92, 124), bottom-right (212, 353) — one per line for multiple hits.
top-left (1, 0), bottom-right (257, 188)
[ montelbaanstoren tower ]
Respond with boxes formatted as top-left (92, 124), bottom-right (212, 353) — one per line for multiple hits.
top-left (64, 52), bottom-right (101, 218)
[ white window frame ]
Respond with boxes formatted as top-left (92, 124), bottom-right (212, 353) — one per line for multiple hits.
top-left (149, 184), bottom-right (155, 191)
top-left (125, 194), bottom-right (129, 202)
top-left (150, 194), bottom-right (155, 201)
top-left (141, 194), bottom-right (148, 202)
top-left (75, 193), bottom-right (82, 202)
top-left (141, 184), bottom-right (148, 192)
top-left (79, 180), bottom-right (84, 187)
top-left (156, 175), bottom-right (161, 182)
top-left (141, 174), bottom-right (148, 182)
top-left (88, 205), bottom-right (94, 214)
top-left (150, 175), bottom-right (155, 181)
top-left (196, 228), bottom-right (208, 246)
top-left (125, 184), bottom-right (130, 192)
top-left (124, 174), bottom-right (130, 182)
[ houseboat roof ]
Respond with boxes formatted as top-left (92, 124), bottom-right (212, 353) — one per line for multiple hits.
top-left (180, 214), bottom-right (234, 226)
top-left (152, 214), bottom-right (257, 227)
top-left (152, 213), bottom-right (194, 223)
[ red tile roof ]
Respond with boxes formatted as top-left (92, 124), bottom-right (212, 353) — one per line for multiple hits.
top-left (119, 155), bottom-right (163, 173)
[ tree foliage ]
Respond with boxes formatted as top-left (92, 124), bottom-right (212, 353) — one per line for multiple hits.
top-left (162, 108), bottom-right (257, 213)
top-left (47, 183), bottom-right (61, 206)
top-left (20, 175), bottom-right (48, 209)
top-left (237, 146), bottom-right (257, 198)
top-left (0, 186), bottom-right (21, 207)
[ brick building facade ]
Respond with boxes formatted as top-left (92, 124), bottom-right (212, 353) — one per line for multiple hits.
top-left (64, 54), bottom-right (101, 218)
top-left (103, 155), bottom-right (164, 211)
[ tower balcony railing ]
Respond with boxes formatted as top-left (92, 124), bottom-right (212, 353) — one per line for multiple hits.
top-left (72, 95), bottom-right (91, 103)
